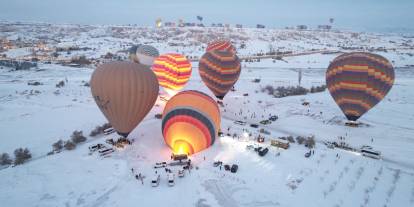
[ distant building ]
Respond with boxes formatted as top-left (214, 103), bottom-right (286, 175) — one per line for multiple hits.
top-left (296, 25), bottom-right (308, 30)
top-left (318, 25), bottom-right (332, 30)
top-left (235, 24), bottom-right (243, 29)
top-left (256, 24), bottom-right (265, 29)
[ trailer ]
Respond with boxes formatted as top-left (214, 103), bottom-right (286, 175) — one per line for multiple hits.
top-left (271, 139), bottom-right (290, 149)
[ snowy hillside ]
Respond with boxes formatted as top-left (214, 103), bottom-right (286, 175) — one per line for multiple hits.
top-left (0, 23), bottom-right (414, 207)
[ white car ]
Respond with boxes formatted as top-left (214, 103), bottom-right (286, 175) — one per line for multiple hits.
top-left (178, 169), bottom-right (184, 177)
top-left (151, 175), bottom-right (160, 187)
top-left (167, 173), bottom-right (175, 186)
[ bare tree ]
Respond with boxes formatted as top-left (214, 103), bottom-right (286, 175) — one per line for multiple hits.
top-left (0, 153), bottom-right (13, 165)
top-left (71, 130), bottom-right (86, 144)
top-left (14, 148), bottom-right (32, 165)
top-left (52, 140), bottom-right (64, 152)
top-left (64, 141), bottom-right (76, 150)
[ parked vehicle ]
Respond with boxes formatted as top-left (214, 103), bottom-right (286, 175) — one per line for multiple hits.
top-left (260, 120), bottom-right (272, 125)
top-left (178, 169), bottom-right (185, 177)
top-left (271, 139), bottom-right (289, 149)
top-left (167, 173), bottom-right (175, 186)
top-left (234, 120), bottom-right (247, 126)
top-left (305, 151), bottom-right (311, 158)
top-left (151, 175), bottom-right (160, 187)
top-left (103, 127), bottom-right (115, 135)
top-left (154, 162), bottom-right (167, 169)
top-left (224, 164), bottom-right (231, 171)
top-left (250, 123), bottom-right (259, 128)
top-left (258, 147), bottom-right (269, 156)
top-left (269, 115), bottom-right (278, 121)
top-left (99, 148), bottom-right (114, 156)
top-left (172, 153), bottom-right (188, 161)
top-left (361, 148), bottom-right (381, 159)
top-left (89, 144), bottom-right (105, 152)
top-left (230, 164), bottom-right (238, 173)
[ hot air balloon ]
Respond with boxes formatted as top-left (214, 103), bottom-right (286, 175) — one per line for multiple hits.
top-left (128, 44), bottom-right (141, 63)
top-left (326, 52), bottom-right (394, 122)
top-left (162, 90), bottom-right (220, 155)
top-left (136, 45), bottom-right (159, 66)
top-left (90, 61), bottom-right (159, 137)
top-left (155, 18), bottom-right (162, 28)
top-left (199, 50), bottom-right (241, 100)
top-left (152, 53), bottom-right (192, 94)
top-left (206, 40), bottom-right (236, 54)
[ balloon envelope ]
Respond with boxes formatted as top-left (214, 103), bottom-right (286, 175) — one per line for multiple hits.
top-left (136, 45), bottom-right (159, 66)
top-left (90, 61), bottom-right (159, 137)
top-left (199, 50), bottom-right (241, 99)
top-left (206, 40), bottom-right (236, 54)
top-left (162, 90), bottom-right (220, 155)
top-left (152, 53), bottom-right (192, 91)
top-left (326, 52), bottom-right (394, 121)
top-left (128, 45), bottom-right (141, 63)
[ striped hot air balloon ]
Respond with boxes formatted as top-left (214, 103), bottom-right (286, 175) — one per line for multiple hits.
top-left (152, 53), bottom-right (192, 92)
top-left (136, 45), bottom-right (159, 66)
top-left (326, 52), bottom-right (395, 121)
top-left (162, 90), bottom-right (220, 155)
top-left (199, 50), bottom-right (241, 99)
top-left (206, 40), bottom-right (236, 54)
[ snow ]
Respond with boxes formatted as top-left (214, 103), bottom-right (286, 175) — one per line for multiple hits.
top-left (0, 23), bottom-right (414, 207)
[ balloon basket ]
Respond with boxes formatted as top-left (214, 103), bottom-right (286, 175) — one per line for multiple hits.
top-left (345, 121), bottom-right (360, 127)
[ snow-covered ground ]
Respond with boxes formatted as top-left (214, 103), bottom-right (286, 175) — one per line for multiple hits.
top-left (1, 23), bottom-right (414, 207)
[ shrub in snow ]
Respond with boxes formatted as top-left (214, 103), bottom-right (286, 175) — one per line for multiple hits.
top-left (0, 153), bottom-right (13, 165)
top-left (52, 140), bottom-right (63, 151)
top-left (56, 80), bottom-right (65, 88)
top-left (89, 123), bottom-right (111, 137)
top-left (71, 130), bottom-right (86, 144)
top-left (64, 141), bottom-right (76, 150)
top-left (296, 136), bottom-right (306, 145)
top-left (13, 148), bottom-right (32, 165)
top-left (305, 136), bottom-right (316, 148)
top-left (287, 136), bottom-right (295, 143)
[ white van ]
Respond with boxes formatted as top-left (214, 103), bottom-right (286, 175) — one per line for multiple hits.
top-left (151, 175), bottom-right (160, 187)
top-left (103, 127), bottom-right (115, 135)
top-left (167, 173), bottom-right (175, 186)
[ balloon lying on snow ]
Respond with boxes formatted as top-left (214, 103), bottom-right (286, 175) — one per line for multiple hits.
top-left (199, 50), bottom-right (241, 100)
top-left (162, 90), bottom-right (220, 155)
top-left (326, 52), bottom-right (394, 121)
top-left (206, 40), bottom-right (236, 54)
top-left (90, 61), bottom-right (159, 137)
top-left (128, 44), bottom-right (141, 63)
top-left (152, 53), bottom-right (192, 93)
top-left (136, 45), bottom-right (159, 66)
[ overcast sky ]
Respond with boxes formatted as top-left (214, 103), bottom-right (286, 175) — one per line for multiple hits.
top-left (0, 0), bottom-right (413, 32)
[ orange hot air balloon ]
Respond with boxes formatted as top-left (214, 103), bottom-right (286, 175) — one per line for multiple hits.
top-left (162, 90), bottom-right (220, 155)
top-left (152, 53), bottom-right (192, 93)
top-left (90, 61), bottom-right (159, 137)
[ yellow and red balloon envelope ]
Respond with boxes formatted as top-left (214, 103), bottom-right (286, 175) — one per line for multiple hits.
top-left (162, 90), bottom-right (220, 155)
top-left (152, 53), bottom-right (192, 92)
top-left (326, 52), bottom-right (394, 121)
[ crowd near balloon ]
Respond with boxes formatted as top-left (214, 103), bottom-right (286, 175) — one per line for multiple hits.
top-left (90, 40), bottom-right (395, 155)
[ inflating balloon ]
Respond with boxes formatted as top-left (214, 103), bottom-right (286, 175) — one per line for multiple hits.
top-left (128, 45), bottom-right (141, 63)
top-left (206, 40), bottom-right (236, 54)
top-left (199, 50), bottom-right (241, 99)
top-left (90, 61), bottom-right (159, 137)
top-left (326, 52), bottom-right (394, 121)
top-left (162, 90), bottom-right (220, 155)
top-left (152, 53), bottom-right (192, 94)
top-left (136, 45), bottom-right (159, 66)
